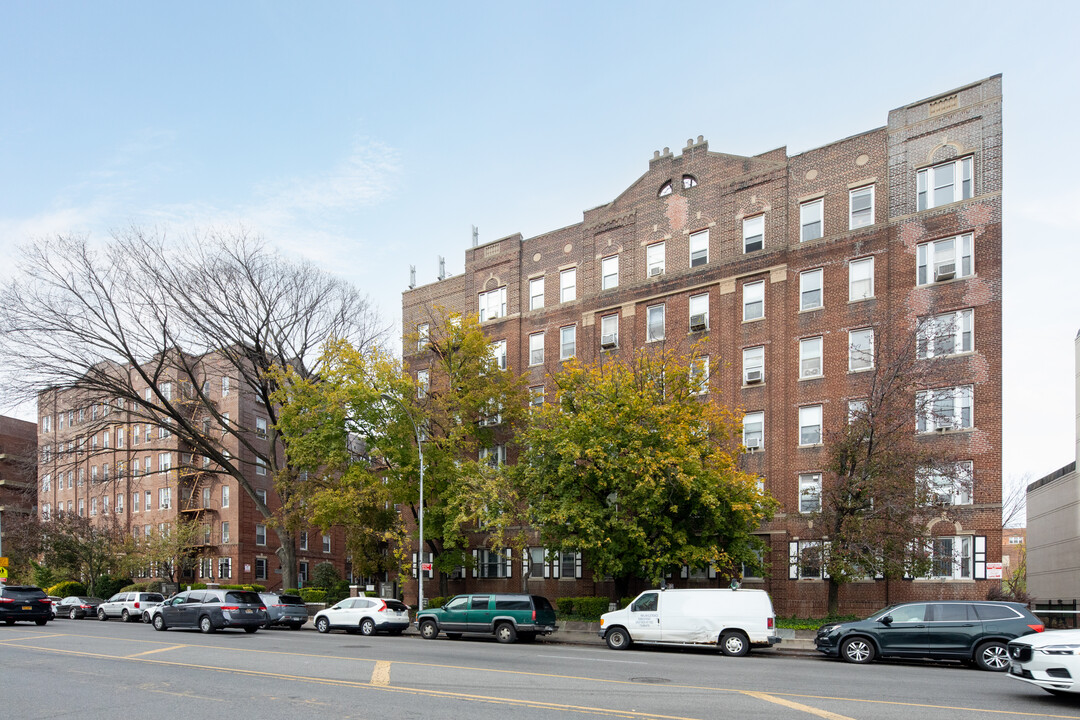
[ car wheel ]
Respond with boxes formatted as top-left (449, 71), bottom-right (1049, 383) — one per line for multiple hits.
top-left (360, 618), bottom-right (376, 636)
top-left (121, 610), bottom-right (130, 622)
top-left (97, 608), bottom-right (107, 621)
top-left (840, 636), bottom-right (876, 664)
top-left (495, 622), bottom-right (517, 644)
top-left (244, 627), bottom-right (258, 634)
top-left (142, 612), bottom-right (151, 624)
top-left (199, 616), bottom-right (215, 634)
top-left (36, 619), bottom-right (48, 626)
top-left (720, 630), bottom-right (750, 657)
top-left (974, 641), bottom-right (1009, 672)
top-left (316, 617), bottom-right (330, 634)
top-left (69, 608), bottom-right (78, 620)
top-left (419, 619), bottom-right (439, 640)
top-left (152, 614), bottom-right (167, 632)
top-left (605, 627), bottom-right (632, 650)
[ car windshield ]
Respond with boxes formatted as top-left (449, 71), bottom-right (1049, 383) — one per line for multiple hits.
top-left (142, 594), bottom-right (164, 602)
top-left (278, 595), bottom-right (305, 605)
top-left (3, 588), bottom-right (46, 601)
top-left (867, 605), bottom-right (898, 620)
top-left (384, 600), bottom-right (409, 612)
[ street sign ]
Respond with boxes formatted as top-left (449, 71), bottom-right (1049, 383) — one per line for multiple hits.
top-left (0, 567), bottom-right (8, 579)
top-left (421, 563), bottom-right (433, 572)
top-left (0, 556), bottom-right (8, 568)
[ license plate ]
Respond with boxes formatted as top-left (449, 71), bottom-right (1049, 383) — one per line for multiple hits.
top-left (244, 609), bottom-right (252, 614)
top-left (1010, 663), bottom-right (1022, 675)
top-left (21, 606), bottom-right (32, 611)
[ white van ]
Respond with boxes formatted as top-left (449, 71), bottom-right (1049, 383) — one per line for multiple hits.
top-left (598, 588), bottom-right (780, 655)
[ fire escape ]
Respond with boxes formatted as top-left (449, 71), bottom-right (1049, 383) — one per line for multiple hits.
top-left (176, 381), bottom-right (219, 580)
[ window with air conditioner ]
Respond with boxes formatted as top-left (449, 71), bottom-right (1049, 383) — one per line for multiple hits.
top-left (647, 304), bottom-right (665, 342)
top-left (800, 199), bottom-right (823, 242)
top-left (256, 416), bottom-right (268, 438)
top-left (917, 234), bottom-right (973, 285)
top-left (917, 309), bottom-right (973, 358)
top-left (849, 185), bottom-right (874, 229)
top-left (800, 268), bottom-right (822, 311)
top-left (800, 336), bottom-right (823, 379)
top-left (743, 281), bottom-right (764, 321)
top-left (529, 332), bottom-right (544, 366)
top-left (743, 346), bottom-right (764, 385)
top-left (688, 293), bottom-right (709, 331)
top-left (743, 215), bottom-right (764, 253)
top-left (799, 473), bottom-right (822, 514)
top-left (601, 255), bottom-right (619, 290)
top-left (743, 411), bottom-right (764, 450)
top-left (529, 276), bottom-right (545, 310)
top-left (916, 385), bottom-right (973, 433)
top-left (917, 157), bottom-right (973, 211)
top-left (646, 242), bottom-right (665, 277)
top-left (560, 325), bottom-right (576, 361)
top-left (689, 230), bottom-right (709, 267)
top-left (478, 286), bottom-right (507, 322)
top-left (560, 268), bottom-right (577, 303)
top-left (799, 405), bottom-right (823, 446)
top-left (849, 257), bottom-right (874, 301)
top-left (848, 328), bottom-right (874, 371)
top-left (600, 314), bottom-right (618, 349)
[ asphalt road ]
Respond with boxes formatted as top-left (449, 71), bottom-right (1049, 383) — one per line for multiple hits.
top-left (2, 618), bottom-right (1077, 720)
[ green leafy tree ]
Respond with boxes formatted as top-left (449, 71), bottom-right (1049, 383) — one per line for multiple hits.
top-left (127, 520), bottom-right (203, 585)
top-left (516, 345), bottom-right (775, 598)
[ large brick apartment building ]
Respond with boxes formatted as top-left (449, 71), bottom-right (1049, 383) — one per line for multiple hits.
top-left (401, 76), bottom-right (1004, 615)
top-left (0, 415), bottom-right (37, 556)
top-left (36, 357), bottom-right (346, 590)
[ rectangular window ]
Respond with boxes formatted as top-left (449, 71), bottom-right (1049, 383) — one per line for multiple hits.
top-left (599, 314), bottom-right (619, 350)
top-left (255, 558), bottom-right (268, 580)
top-left (688, 293), bottom-right (709, 332)
top-left (743, 281), bottom-right (764, 321)
top-left (800, 199), bottom-right (823, 242)
top-left (560, 325), bottom-right (576, 361)
top-left (689, 230), bottom-right (709, 267)
top-left (849, 328), bottom-right (874, 371)
top-left (743, 346), bottom-right (764, 384)
top-left (256, 489), bottom-right (267, 505)
top-left (91, 465), bottom-right (98, 483)
top-left (794, 540), bottom-right (824, 579)
top-left (158, 452), bottom-right (171, 473)
top-left (158, 487), bottom-right (171, 510)
top-left (529, 277), bottom-right (545, 310)
top-left (490, 340), bottom-right (507, 370)
top-left (848, 399), bottom-right (868, 424)
top-left (560, 268), bottom-right (576, 303)
top-left (646, 304), bottom-right (665, 342)
top-left (917, 386), bottom-right (974, 433)
top-left (920, 461), bottom-right (974, 506)
top-left (323, 535), bottom-right (331, 553)
top-left (529, 332), bottom-right (544, 367)
top-left (479, 444), bottom-right (506, 467)
top-left (298, 562), bottom-right (308, 583)
top-left (78, 498), bottom-right (84, 516)
top-left (91, 497), bottom-right (98, 516)
top-left (917, 157), bottom-right (973, 211)
top-left (416, 323), bottom-right (429, 352)
top-left (255, 524), bottom-right (266, 546)
top-left (917, 234), bottom-right (974, 285)
top-left (799, 405), bottom-right (823, 446)
top-left (690, 356), bottom-right (709, 395)
top-left (849, 185), bottom-right (874, 229)
top-left (145, 490), bottom-right (152, 511)
top-left (132, 491), bottom-right (140, 513)
top-left (221, 522), bottom-right (230, 544)
top-left (646, 242), bottom-right (665, 277)
top-left (849, 257), bottom-right (874, 301)
top-left (743, 215), bottom-right (764, 253)
top-left (221, 485), bottom-right (230, 508)
top-left (743, 411), bottom-right (764, 450)
top-left (529, 386), bottom-right (545, 408)
top-left (218, 557), bottom-right (232, 580)
top-left (116, 428), bottom-right (124, 448)
top-left (477, 548), bottom-right (510, 578)
top-left (800, 336), bottom-right (823, 379)
top-left (417, 369), bottom-right (429, 399)
top-left (800, 268), bottom-right (823, 311)
top-left (256, 417), bottom-right (268, 438)
top-left (116, 493), bottom-right (123, 513)
top-left (478, 286), bottom-right (507, 322)
top-left (799, 473), bottom-right (822, 513)
top-left (917, 309), bottom-right (974, 358)
top-left (601, 255), bottom-right (619, 290)
top-left (256, 457), bottom-right (267, 476)
top-left (931, 536), bottom-right (973, 579)
top-left (300, 531), bottom-right (308, 551)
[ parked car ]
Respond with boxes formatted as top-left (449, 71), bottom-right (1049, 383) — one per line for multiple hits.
top-left (315, 596), bottom-right (410, 636)
top-left (816, 600), bottom-right (1045, 671)
top-left (599, 588), bottom-right (780, 655)
top-left (152, 589), bottom-right (267, 634)
top-left (47, 596), bottom-right (62, 618)
top-left (258, 592), bottom-right (308, 629)
top-left (97, 591), bottom-right (165, 622)
top-left (54, 596), bottom-right (105, 620)
top-left (0, 585), bottom-right (52, 625)
top-left (1008, 629), bottom-right (1080, 696)
top-left (417, 593), bottom-right (557, 644)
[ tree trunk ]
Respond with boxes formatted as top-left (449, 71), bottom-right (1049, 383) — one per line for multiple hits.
top-left (275, 528), bottom-right (297, 590)
top-left (827, 578), bottom-right (841, 616)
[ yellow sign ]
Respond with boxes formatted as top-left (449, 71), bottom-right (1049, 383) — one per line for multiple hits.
top-left (0, 556), bottom-right (8, 568)
top-left (0, 567), bottom-right (7, 579)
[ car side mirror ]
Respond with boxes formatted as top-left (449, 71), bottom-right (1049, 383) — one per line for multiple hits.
top-left (880, 615), bottom-right (892, 625)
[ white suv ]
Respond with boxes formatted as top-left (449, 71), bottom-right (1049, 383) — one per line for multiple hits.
top-left (97, 591), bottom-right (166, 622)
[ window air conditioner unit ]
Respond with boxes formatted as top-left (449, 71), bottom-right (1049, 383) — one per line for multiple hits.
top-left (935, 423), bottom-right (952, 432)
top-left (802, 365), bottom-right (820, 378)
top-left (745, 438), bottom-right (761, 451)
top-left (689, 314), bottom-right (708, 332)
top-left (649, 266), bottom-right (664, 277)
top-left (935, 263), bottom-right (956, 281)
top-left (745, 369), bottom-right (763, 384)
top-left (600, 333), bottom-right (618, 349)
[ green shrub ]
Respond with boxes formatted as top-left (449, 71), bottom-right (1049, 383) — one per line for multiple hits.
top-left (555, 597), bottom-right (575, 616)
top-left (775, 614), bottom-right (859, 630)
top-left (572, 597), bottom-right (611, 621)
top-left (425, 596), bottom-right (450, 610)
top-left (92, 576), bottom-right (133, 599)
top-left (619, 597), bottom-right (635, 609)
top-left (47, 580), bottom-right (86, 597)
top-left (312, 562), bottom-right (341, 589)
top-left (298, 588), bottom-right (327, 603)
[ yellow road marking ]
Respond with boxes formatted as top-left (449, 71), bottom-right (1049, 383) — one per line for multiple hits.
top-left (370, 660), bottom-right (391, 686)
top-left (743, 691), bottom-right (857, 720)
top-left (127, 644), bottom-right (187, 658)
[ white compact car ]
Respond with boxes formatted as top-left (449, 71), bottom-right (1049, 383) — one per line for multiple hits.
top-left (1008, 629), bottom-right (1080, 696)
top-left (314, 597), bottom-right (410, 636)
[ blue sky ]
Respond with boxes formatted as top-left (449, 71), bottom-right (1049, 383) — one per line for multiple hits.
top-left (2, 1), bottom-right (1078, 489)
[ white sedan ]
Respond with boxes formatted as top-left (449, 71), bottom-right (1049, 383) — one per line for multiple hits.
top-left (1008, 629), bottom-right (1080, 696)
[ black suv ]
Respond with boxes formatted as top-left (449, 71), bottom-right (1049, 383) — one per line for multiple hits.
top-left (153, 589), bottom-right (267, 634)
top-left (0, 585), bottom-right (52, 625)
top-left (816, 600), bottom-right (1044, 671)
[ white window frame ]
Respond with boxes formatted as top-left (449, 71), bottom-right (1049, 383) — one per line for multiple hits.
top-left (800, 199), bottom-right (823, 242)
top-left (222, 485), bottom-right (230, 508)
top-left (917, 234), bottom-right (974, 285)
top-left (800, 268), bottom-right (823, 311)
top-left (646, 242), bottom-right (665, 277)
top-left (560, 325), bottom-right (576, 361)
top-left (743, 411), bottom-right (764, 450)
top-left (849, 257), bottom-right (874, 301)
top-left (848, 328), bottom-right (874, 372)
top-left (690, 356), bottom-right (709, 395)
top-left (256, 457), bottom-right (267, 476)
top-left (799, 336), bottom-right (823, 379)
top-left (917, 309), bottom-right (974, 359)
top-left (490, 339), bottom-right (507, 371)
top-left (920, 461), bottom-right (974, 506)
top-left (479, 444), bottom-right (506, 467)
top-left (917, 386), bottom-right (974, 433)
top-left (601, 255), bottom-right (619, 290)
top-left (646, 304), bottom-right (665, 342)
top-left (529, 385), bottom-right (545, 408)
top-left (848, 399), bottom-right (868, 424)
top-left (158, 487), bottom-right (171, 510)
top-left (323, 534), bottom-right (331, 553)
top-left (417, 369), bottom-right (429, 399)
top-left (529, 276), bottom-right (545, 310)
top-left (600, 314), bottom-right (619, 350)
top-left (743, 281), bottom-right (764, 321)
top-left (799, 473), bottom-right (822, 514)
top-left (255, 523), bottom-right (267, 546)
top-left (689, 230), bottom-right (709, 267)
top-left (790, 539), bottom-right (826, 579)
top-left (478, 286), bottom-right (507, 322)
top-left (743, 215), bottom-right (764, 253)
top-left (221, 521), bottom-right (230, 544)
top-left (300, 531), bottom-right (308, 551)
top-left (256, 416), bottom-right (268, 439)
top-left (688, 293), bottom-right (709, 332)
top-left (416, 323), bottom-right (429, 352)
top-left (917, 157), bottom-right (973, 211)
top-left (799, 405), bottom-right (823, 446)
top-left (560, 268), bottom-right (577, 303)
top-left (742, 346), bottom-right (764, 385)
top-left (145, 490), bottom-right (152, 511)
top-left (849, 185), bottom-right (874, 229)
top-left (529, 332), bottom-right (545, 367)
top-left (930, 535), bottom-right (973, 579)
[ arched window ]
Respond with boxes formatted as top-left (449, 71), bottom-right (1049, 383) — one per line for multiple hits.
top-left (658, 181), bottom-right (673, 197)
top-left (682, 175), bottom-right (698, 189)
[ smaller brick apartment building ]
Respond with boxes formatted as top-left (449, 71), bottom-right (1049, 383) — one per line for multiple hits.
top-left (0, 415), bottom-right (37, 557)
top-left (36, 355), bottom-right (347, 591)
top-left (401, 76), bottom-right (1004, 616)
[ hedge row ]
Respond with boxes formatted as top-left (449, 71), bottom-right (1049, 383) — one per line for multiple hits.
top-left (555, 597), bottom-right (616, 621)
top-left (46, 580), bottom-right (87, 597)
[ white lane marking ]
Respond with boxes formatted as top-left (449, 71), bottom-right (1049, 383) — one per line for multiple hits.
top-left (537, 654), bottom-right (648, 665)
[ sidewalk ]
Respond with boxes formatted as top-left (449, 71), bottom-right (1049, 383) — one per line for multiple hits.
top-left (535, 621), bottom-right (818, 655)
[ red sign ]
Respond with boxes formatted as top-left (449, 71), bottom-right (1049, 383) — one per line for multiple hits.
top-left (420, 563), bottom-right (433, 572)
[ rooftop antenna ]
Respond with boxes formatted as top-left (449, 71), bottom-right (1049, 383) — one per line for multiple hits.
top-left (409, 265), bottom-right (416, 290)
top-left (472, 225), bottom-right (479, 247)
top-left (438, 256), bottom-right (446, 281)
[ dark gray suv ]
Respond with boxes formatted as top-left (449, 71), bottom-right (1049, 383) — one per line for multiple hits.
top-left (258, 592), bottom-right (308, 629)
top-left (153, 589), bottom-right (267, 634)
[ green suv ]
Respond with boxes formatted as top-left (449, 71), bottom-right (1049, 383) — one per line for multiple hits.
top-left (416, 593), bottom-right (557, 643)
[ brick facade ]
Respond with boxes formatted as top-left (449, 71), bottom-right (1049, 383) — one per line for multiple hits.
top-left (0, 415), bottom-right (37, 554)
top-left (402, 77), bottom-right (1003, 615)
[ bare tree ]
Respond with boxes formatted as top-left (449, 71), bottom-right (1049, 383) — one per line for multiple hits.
top-left (0, 228), bottom-right (385, 589)
top-left (1001, 473), bottom-right (1029, 530)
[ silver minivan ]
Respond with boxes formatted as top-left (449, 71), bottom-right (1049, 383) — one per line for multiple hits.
top-left (97, 591), bottom-right (166, 622)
